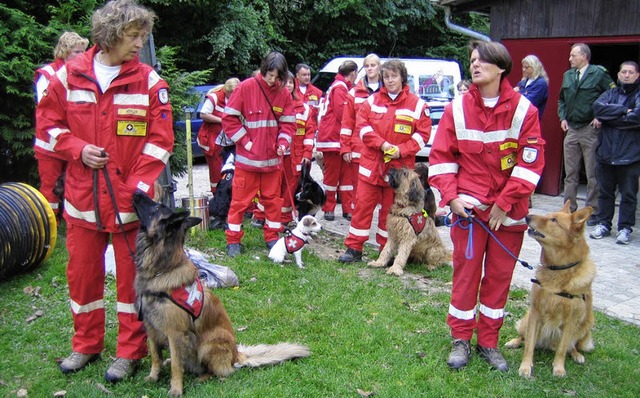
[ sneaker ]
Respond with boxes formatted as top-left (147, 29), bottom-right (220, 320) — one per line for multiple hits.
top-left (589, 224), bottom-right (611, 239)
top-left (616, 228), bottom-right (631, 245)
top-left (227, 243), bottom-right (242, 257)
top-left (59, 351), bottom-right (100, 374)
top-left (343, 213), bottom-right (352, 221)
top-left (266, 240), bottom-right (278, 249)
top-left (446, 339), bottom-right (471, 370)
top-left (338, 248), bottom-right (362, 263)
top-left (105, 358), bottom-right (139, 383)
top-left (251, 218), bottom-right (265, 228)
top-left (476, 345), bottom-right (509, 371)
top-left (324, 212), bottom-right (335, 221)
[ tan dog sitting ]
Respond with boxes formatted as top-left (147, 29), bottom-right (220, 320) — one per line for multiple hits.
top-left (505, 201), bottom-right (596, 378)
top-left (369, 167), bottom-right (450, 276)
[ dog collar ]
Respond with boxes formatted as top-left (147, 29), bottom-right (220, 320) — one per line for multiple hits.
top-left (541, 261), bottom-right (580, 271)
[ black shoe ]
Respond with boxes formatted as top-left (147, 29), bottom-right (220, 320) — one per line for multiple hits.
top-left (477, 345), bottom-right (509, 371)
top-left (338, 248), bottom-right (362, 263)
top-left (208, 217), bottom-right (225, 230)
top-left (343, 213), bottom-right (352, 221)
top-left (266, 240), bottom-right (278, 249)
top-left (447, 339), bottom-right (471, 370)
top-left (251, 218), bottom-right (265, 228)
top-left (586, 215), bottom-right (598, 227)
top-left (227, 243), bottom-right (241, 257)
top-left (324, 212), bottom-right (335, 221)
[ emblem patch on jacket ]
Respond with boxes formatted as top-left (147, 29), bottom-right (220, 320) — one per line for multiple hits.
top-left (522, 147), bottom-right (538, 164)
top-left (158, 88), bottom-right (169, 104)
top-left (501, 152), bottom-right (517, 170)
top-left (169, 279), bottom-right (204, 320)
top-left (117, 121), bottom-right (147, 136)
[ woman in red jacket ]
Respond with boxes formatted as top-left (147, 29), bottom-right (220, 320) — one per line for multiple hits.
top-left (339, 59), bottom-right (431, 263)
top-left (222, 51), bottom-right (295, 256)
top-left (429, 41), bottom-right (545, 372)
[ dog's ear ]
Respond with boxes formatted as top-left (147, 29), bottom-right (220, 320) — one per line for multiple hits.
top-left (561, 200), bottom-right (572, 213)
top-left (186, 217), bottom-right (202, 229)
top-left (571, 206), bottom-right (593, 229)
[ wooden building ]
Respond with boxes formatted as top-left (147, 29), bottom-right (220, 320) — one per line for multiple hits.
top-left (433, 0), bottom-right (640, 195)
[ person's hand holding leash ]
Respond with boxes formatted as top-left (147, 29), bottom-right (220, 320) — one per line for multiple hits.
top-left (450, 198), bottom-right (474, 219)
top-left (82, 144), bottom-right (109, 169)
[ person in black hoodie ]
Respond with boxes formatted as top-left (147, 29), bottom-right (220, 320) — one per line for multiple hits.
top-left (590, 61), bottom-right (640, 245)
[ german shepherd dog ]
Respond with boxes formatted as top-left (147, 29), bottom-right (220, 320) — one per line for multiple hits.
top-left (294, 161), bottom-right (326, 220)
top-left (368, 167), bottom-right (450, 276)
top-left (505, 202), bottom-right (596, 378)
top-left (133, 192), bottom-right (311, 397)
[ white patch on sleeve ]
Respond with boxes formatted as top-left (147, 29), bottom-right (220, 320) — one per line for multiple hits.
top-left (158, 88), bottom-right (169, 104)
top-left (522, 147), bottom-right (538, 164)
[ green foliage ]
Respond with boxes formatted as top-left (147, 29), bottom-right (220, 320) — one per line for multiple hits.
top-left (155, 45), bottom-right (212, 176)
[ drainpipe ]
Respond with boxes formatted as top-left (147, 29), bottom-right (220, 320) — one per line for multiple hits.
top-left (444, 6), bottom-right (491, 42)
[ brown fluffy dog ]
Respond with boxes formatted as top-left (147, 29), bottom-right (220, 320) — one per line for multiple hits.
top-left (133, 192), bottom-right (310, 397)
top-left (505, 201), bottom-right (596, 378)
top-left (368, 167), bottom-right (450, 276)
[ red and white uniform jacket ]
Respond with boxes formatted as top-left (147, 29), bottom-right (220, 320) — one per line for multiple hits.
top-left (197, 88), bottom-right (226, 156)
top-left (295, 80), bottom-right (323, 122)
top-left (36, 46), bottom-right (174, 232)
top-left (428, 79), bottom-right (545, 227)
top-left (340, 79), bottom-right (378, 160)
top-left (222, 74), bottom-right (294, 173)
top-left (357, 85), bottom-right (431, 186)
top-left (34, 58), bottom-right (67, 160)
top-left (317, 74), bottom-right (352, 153)
top-left (289, 100), bottom-right (316, 172)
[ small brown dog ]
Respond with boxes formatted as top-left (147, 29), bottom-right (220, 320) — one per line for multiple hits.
top-left (368, 167), bottom-right (450, 276)
top-left (505, 201), bottom-right (596, 378)
top-left (133, 192), bottom-right (310, 397)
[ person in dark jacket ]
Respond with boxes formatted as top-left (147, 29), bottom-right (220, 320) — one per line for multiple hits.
top-left (590, 61), bottom-right (640, 245)
top-left (515, 54), bottom-right (549, 120)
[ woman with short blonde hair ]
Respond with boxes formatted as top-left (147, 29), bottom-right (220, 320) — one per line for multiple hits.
top-left (515, 54), bottom-right (549, 119)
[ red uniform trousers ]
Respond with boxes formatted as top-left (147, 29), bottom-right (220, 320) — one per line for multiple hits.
top-left (36, 153), bottom-right (66, 216)
top-left (66, 223), bottom-right (147, 359)
top-left (321, 152), bottom-right (353, 215)
top-left (254, 156), bottom-right (298, 224)
top-left (226, 168), bottom-right (283, 244)
top-left (203, 144), bottom-right (223, 194)
top-left (344, 179), bottom-right (394, 251)
top-left (347, 159), bottom-right (359, 213)
top-left (447, 216), bottom-right (524, 348)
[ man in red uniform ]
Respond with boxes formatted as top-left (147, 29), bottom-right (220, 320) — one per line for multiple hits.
top-left (295, 63), bottom-right (323, 123)
top-left (429, 41), bottom-right (545, 371)
top-left (34, 31), bottom-right (89, 218)
top-left (222, 51), bottom-right (295, 256)
top-left (317, 60), bottom-right (358, 221)
top-left (196, 78), bottom-right (239, 195)
top-left (339, 59), bottom-right (431, 263)
top-left (340, 53), bottom-right (382, 219)
top-left (36, 0), bottom-right (174, 382)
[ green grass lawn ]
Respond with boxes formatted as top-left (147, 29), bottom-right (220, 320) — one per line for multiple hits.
top-left (1, 225), bottom-right (639, 398)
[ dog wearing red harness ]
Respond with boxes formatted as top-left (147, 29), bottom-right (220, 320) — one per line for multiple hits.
top-left (268, 215), bottom-right (322, 268)
top-left (368, 167), bottom-right (450, 276)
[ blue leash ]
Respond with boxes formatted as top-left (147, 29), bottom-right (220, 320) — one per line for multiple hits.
top-left (444, 210), bottom-right (533, 270)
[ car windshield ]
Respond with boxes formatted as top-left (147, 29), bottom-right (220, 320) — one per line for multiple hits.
top-left (414, 74), bottom-right (455, 101)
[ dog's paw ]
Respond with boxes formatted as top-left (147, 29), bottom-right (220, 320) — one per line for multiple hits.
top-left (570, 350), bottom-right (585, 364)
top-left (368, 260), bottom-right (386, 268)
top-left (169, 386), bottom-right (183, 398)
top-left (386, 265), bottom-right (404, 276)
top-left (504, 337), bottom-right (523, 349)
top-left (577, 337), bottom-right (594, 352)
top-left (297, 263), bottom-right (305, 269)
top-left (518, 364), bottom-right (533, 378)
top-left (552, 365), bottom-right (567, 377)
top-left (145, 374), bottom-right (159, 383)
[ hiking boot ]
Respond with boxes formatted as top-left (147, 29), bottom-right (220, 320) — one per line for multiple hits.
top-left (251, 218), bottom-right (265, 228)
top-left (477, 345), bottom-right (509, 371)
top-left (324, 212), bottom-right (335, 221)
top-left (338, 248), bottom-right (362, 263)
top-left (266, 240), bottom-right (278, 249)
top-left (616, 228), bottom-right (631, 245)
top-left (589, 224), bottom-right (611, 239)
top-left (105, 358), bottom-right (139, 383)
top-left (343, 213), bottom-right (352, 221)
top-left (446, 339), bottom-right (471, 370)
top-left (59, 351), bottom-right (100, 374)
top-left (227, 243), bottom-right (242, 257)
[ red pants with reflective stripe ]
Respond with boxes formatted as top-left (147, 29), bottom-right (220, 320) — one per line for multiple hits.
top-left (347, 160), bottom-right (359, 214)
top-left (204, 144), bottom-right (223, 194)
top-left (343, 179), bottom-right (394, 251)
top-left (66, 224), bottom-right (147, 359)
top-left (447, 216), bottom-right (524, 348)
top-left (254, 156), bottom-right (298, 224)
top-left (321, 152), bottom-right (353, 214)
top-left (226, 168), bottom-right (283, 244)
top-left (36, 154), bottom-right (66, 215)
